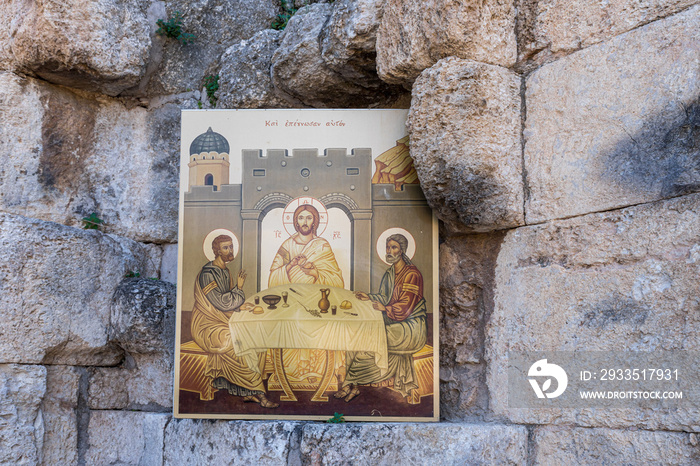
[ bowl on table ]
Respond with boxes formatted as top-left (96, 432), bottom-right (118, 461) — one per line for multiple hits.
top-left (262, 294), bottom-right (281, 309)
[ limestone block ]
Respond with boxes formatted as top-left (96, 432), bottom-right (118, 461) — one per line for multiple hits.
top-left (143, 0), bottom-right (278, 96)
top-left (518, 0), bottom-right (697, 68)
top-left (41, 366), bottom-right (80, 465)
top-left (3, 0), bottom-right (151, 96)
top-left (160, 243), bottom-right (178, 284)
top-left (89, 353), bottom-right (173, 410)
top-left (408, 58), bottom-right (524, 233)
top-left (0, 72), bottom-right (180, 243)
top-left (0, 213), bottom-right (160, 365)
top-left (110, 277), bottom-right (177, 355)
top-left (438, 233), bottom-right (504, 421)
top-left (217, 29), bottom-right (291, 109)
top-left (164, 419), bottom-right (300, 464)
top-left (439, 233), bottom-right (504, 365)
top-left (440, 364), bottom-right (489, 421)
top-left (376, 0), bottom-right (517, 87)
top-left (85, 411), bottom-right (168, 465)
top-left (88, 366), bottom-right (128, 410)
top-left (319, 0), bottom-right (386, 84)
top-left (524, 6), bottom-right (700, 223)
top-left (271, 4), bottom-right (399, 108)
top-left (300, 423), bottom-right (528, 464)
top-left (487, 193), bottom-right (700, 430)
top-left (533, 426), bottom-right (700, 464)
top-left (0, 364), bottom-right (46, 465)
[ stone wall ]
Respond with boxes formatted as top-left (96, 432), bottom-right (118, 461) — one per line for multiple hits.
top-left (0, 0), bottom-right (698, 464)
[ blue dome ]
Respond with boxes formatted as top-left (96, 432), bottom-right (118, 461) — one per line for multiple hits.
top-left (189, 127), bottom-right (230, 155)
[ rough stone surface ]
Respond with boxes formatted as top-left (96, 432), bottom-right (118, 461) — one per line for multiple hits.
top-left (217, 29), bottom-right (291, 109)
top-left (376, 0), bottom-right (517, 87)
top-left (0, 213), bottom-right (160, 365)
top-left (517, 0), bottom-right (698, 70)
top-left (143, 0), bottom-right (278, 96)
top-left (0, 364), bottom-right (46, 465)
top-left (271, 4), bottom-right (400, 108)
top-left (164, 419), bottom-right (300, 464)
top-left (440, 234), bottom-right (504, 364)
top-left (110, 277), bottom-right (177, 355)
top-left (160, 243), bottom-right (178, 284)
top-left (440, 364), bottom-right (489, 422)
top-left (408, 57), bottom-right (524, 233)
top-left (41, 366), bottom-right (80, 465)
top-left (300, 423), bottom-right (528, 464)
top-left (533, 426), bottom-right (700, 464)
top-left (85, 411), bottom-right (169, 465)
top-left (0, 72), bottom-right (181, 243)
top-left (1, 0), bottom-right (151, 96)
top-left (89, 353), bottom-right (173, 411)
top-left (319, 0), bottom-right (389, 86)
top-left (439, 233), bottom-right (504, 421)
top-left (487, 193), bottom-right (700, 430)
top-left (524, 6), bottom-right (700, 223)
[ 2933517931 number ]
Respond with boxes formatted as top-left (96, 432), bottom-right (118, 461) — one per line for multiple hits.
top-left (599, 368), bottom-right (679, 381)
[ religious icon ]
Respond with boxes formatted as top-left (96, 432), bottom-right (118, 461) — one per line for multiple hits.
top-left (175, 110), bottom-right (439, 421)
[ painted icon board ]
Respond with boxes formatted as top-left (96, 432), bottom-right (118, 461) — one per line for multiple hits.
top-left (174, 109), bottom-right (439, 421)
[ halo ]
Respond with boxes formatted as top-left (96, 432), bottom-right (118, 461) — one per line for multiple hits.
top-left (376, 227), bottom-right (416, 265)
top-left (202, 229), bottom-right (240, 262)
top-left (282, 197), bottom-right (329, 237)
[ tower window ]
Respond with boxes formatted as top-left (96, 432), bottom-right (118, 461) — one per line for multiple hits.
top-left (253, 169), bottom-right (266, 176)
top-left (346, 168), bottom-right (360, 175)
top-left (204, 174), bottom-right (214, 185)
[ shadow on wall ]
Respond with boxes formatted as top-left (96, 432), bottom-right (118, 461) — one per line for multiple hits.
top-left (604, 97), bottom-right (700, 198)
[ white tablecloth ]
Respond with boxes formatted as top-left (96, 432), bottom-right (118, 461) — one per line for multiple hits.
top-left (229, 284), bottom-right (388, 374)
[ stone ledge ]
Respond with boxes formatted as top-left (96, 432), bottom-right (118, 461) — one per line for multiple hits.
top-left (300, 422), bottom-right (528, 464)
top-left (163, 419), bottom-right (301, 465)
top-left (86, 411), bottom-right (169, 465)
top-left (532, 426), bottom-right (700, 464)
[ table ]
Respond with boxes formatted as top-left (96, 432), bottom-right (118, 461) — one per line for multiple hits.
top-left (229, 283), bottom-right (388, 402)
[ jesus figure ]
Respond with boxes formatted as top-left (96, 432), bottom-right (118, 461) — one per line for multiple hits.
top-left (269, 204), bottom-right (344, 288)
top-left (268, 203), bottom-right (344, 386)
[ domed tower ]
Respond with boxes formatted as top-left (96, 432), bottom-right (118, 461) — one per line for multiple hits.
top-left (188, 127), bottom-right (230, 191)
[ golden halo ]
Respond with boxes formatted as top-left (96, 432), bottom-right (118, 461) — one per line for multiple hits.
top-left (203, 229), bottom-right (240, 262)
top-left (376, 227), bottom-right (416, 266)
top-left (282, 197), bottom-right (329, 237)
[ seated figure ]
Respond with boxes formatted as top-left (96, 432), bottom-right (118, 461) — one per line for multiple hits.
top-left (191, 234), bottom-right (278, 408)
top-left (336, 234), bottom-right (428, 402)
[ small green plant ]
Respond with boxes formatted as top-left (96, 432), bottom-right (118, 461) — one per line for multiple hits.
top-left (124, 271), bottom-right (141, 278)
top-left (197, 100), bottom-right (203, 109)
top-left (271, 10), bottom-right (296, 30)
top-left (82, 213), bottom-right (104, 230)
top-left (156, 11), bottom-right (196, 45)
top-left (327, 412), bottom-right (346, 423)
top-left (204, 75), bottom-right (219, 106)
top-left (271, 1), bottom-right (300, 30)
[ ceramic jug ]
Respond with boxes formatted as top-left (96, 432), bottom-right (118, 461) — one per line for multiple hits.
top-left (318, 288), bottom-right (330, 313)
